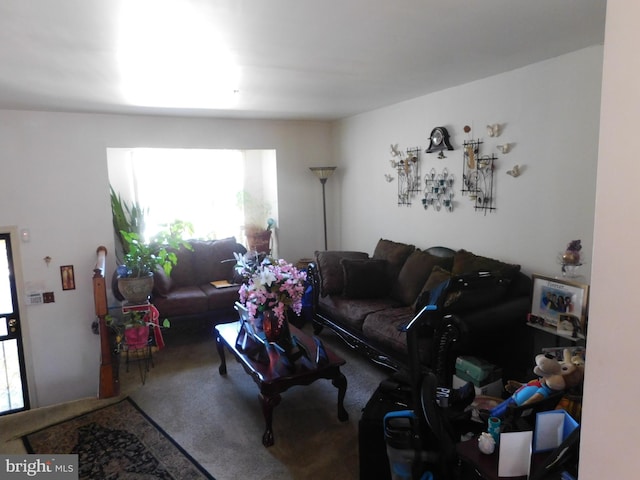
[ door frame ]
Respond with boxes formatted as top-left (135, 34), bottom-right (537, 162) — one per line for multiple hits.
top-left (1, 226), bottom-right (36, 410)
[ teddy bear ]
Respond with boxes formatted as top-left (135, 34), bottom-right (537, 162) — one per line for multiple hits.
top-left (488, 348), bottom-right (585, 418)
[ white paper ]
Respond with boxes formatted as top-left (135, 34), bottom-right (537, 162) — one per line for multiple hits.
top-left (498, 431), bottom-right (533, 477)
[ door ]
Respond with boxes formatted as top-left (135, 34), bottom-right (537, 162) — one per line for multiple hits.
top-left (0, 232), bottom-right (29, 414)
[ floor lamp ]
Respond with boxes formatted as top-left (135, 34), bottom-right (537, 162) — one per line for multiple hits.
top-left (309, 166), bottom-right (337, 251)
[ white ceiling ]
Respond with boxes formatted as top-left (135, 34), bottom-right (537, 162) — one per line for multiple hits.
top-left (0, 0), bottom-right (606, 121)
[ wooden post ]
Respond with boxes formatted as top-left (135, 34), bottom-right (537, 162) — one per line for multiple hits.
top-left (93, 246), bottom-right (119, 398)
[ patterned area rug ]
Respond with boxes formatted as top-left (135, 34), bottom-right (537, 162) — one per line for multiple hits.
top-left (22, 398), bottom-right (215, 480)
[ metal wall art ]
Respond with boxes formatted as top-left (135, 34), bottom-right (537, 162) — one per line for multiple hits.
top-left (389, 144), bottom-right (421, 206)
top-left (422, 167), bottom-right (454, 212)
top-left (462, 139), bottom-right (497, 213)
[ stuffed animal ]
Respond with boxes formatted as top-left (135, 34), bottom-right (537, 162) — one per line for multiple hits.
top-left (489, 348), bottom-right (585, 418)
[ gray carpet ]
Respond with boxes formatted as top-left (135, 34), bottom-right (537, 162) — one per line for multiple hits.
top-left (122, 322), bottom-right (389, 480)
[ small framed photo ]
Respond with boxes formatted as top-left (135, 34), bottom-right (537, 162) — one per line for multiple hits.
top-left (60, 265), bottom-right (76, 290)
top-left (530, 274), bottom-right (589, 338)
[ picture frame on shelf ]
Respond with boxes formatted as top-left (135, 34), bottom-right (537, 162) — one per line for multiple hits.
top-left (529, 274), bottom-right (589, 339)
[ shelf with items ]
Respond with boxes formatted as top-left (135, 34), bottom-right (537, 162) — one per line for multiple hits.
top-left (526, 317), bottom-right (586, 345)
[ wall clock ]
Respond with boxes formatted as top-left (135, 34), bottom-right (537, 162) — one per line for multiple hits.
top-left (426, 126), bottom-right (454, 153)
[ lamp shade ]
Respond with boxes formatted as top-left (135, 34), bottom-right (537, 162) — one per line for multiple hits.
top-left (309, 166), bottom-right (337, 180)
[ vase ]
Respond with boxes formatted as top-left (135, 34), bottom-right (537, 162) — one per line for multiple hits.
top-left (262, 310), bottom-right (293, 352)
top-left (562, 250), bottom-right (581, 265)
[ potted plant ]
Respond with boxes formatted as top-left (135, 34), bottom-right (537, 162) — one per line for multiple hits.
top-left (110, 186), bottom-right (193, 304)
top-left (110, 185), bottom-right (147, 256)
top-left (117, 224), bottom-right (192, 304)
top-left (237, 191), bottom-right (275, 254)
top-left (107, 311), bottom-right (171, 352)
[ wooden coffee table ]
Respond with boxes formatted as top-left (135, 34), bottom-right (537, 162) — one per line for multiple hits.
top-left (214, 320), bottom-right (349, 447)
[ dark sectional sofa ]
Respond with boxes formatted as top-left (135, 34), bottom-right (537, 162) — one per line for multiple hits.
top-left (308, 239), bottom-right (532, 385)
top-left (151, 237), bottom-right (247, 322)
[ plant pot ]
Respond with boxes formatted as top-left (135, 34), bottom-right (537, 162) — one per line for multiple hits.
top-left (124, 324), bottom-right (150, 349)
top-left (246, 229), bottom-right (272, 254)
top-left (117, 274), bottom-right (154, 305)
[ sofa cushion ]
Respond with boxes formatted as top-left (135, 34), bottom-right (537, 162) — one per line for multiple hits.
top-left (362, 306), bottom-right (414, 354)
top-left (315, 250), bottom-right (369, 296)
top-left (153, 267), bottom-right (173, 298)
top-left (341, 258), bottom-right (390, 299)
top-left (452, 249), bottom-right (520, 279)
top-left (393, 249), bottom-right (453, 306)
top-left (151, 286), bottom-right (209, 317)
top-left (372, 239), bottom-right (415, 282)
top-left (192, 237), bottom-right (246, 285)
top-left (167, 245), bottom-right (196, 288)
top-left (318, 295), bottom-right (397, 332)
top-left (200, 283), bottom-right (241, 311)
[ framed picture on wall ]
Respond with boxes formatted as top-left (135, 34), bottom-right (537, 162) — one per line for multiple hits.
top-left (530, 274), bottom-right (589, 338)
top-left (60, 265), bottom-right (76, 291)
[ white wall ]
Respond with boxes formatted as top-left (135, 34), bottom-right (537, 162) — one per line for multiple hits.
top-left (0, 112), bottom-right (332, 406)
top-left (580, 0), bottom-right (640, 477)
top-left (333, 46), bottom-right (603, 283)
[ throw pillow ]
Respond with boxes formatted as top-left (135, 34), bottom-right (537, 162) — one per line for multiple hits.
top-left (413, 266), bottom-right (452, 311)
top-left (372, 239), bottom-right (415, 283)
top-left (451, 249), bottom-right (521, 279)
top-left (315, 250), bottom-right (370, 296)
top-left (192, 237), bottom-right (246, 284)
top-left (393, 249), bottom-right (452, 306)
top-left (341, 258), bottom-right (390, 299)
top-left (166, 244), bottom-right (195, 287)
top-left (153, 267), bottom-right (173, 297)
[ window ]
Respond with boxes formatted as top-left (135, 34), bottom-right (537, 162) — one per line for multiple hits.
top-left (107, 148), bottom-right (277, 243)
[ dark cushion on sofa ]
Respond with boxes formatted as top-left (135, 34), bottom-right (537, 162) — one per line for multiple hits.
top-left (373, 239), bottom-right (415, 283)
top-left (153, 267), bottom-right (173, 297)
top-left (167, 245), bottom-right (196, 288)
top-left (341, 258), bottom-right (390, 298)
top-left (200, 283), bottom-right (241, 311)
top-left (318, 295), bottom-right (398, 332)
top-left (452, 249), bottom-right (520, 279)
top-left (315, 250), bottom-right (369, 296)
top-left (393, 249), bottom-right (453, 306)
top-left (152, 286), bottom-right (209, 317)
top-left (362, 306), bottom-right (414, 353)
top-left (192, 237), bottom-right (245, 285)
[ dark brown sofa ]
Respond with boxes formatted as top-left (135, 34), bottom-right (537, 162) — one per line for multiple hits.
top-left (308, 239), bottom-right (532, 385)
top-left (151, 237), bottom-right (247, 321)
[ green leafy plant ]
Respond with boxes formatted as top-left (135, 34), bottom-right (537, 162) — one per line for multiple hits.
top-left (110, 185), bottom-right (148, 254)
top-left (105, 312), bottom-right (170, 352)
top-left (120, 224), bottom-right (193, 278)
top-left (236, 190), bottom-right (273, 231)
top-left (110, 186), bottom-right (194, 277)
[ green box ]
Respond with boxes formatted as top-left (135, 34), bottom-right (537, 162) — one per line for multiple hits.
top-left (455, 356), bottom-right (501, 385)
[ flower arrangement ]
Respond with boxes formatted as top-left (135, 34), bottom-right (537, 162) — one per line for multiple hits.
top-left (235, 253), bottom-right (307, 328)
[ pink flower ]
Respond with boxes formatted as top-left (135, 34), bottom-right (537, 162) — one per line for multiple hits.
top-left (236, 256), bottom-right (307, 326)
